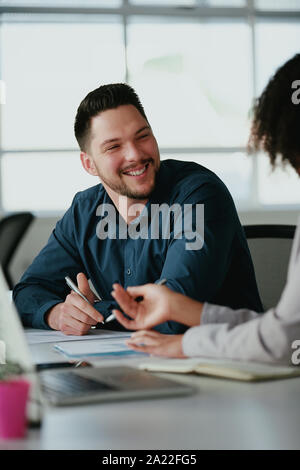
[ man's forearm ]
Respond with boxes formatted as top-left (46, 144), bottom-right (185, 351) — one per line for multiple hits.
top-left (45, 303), bottom-right (63, 330)
top-left (13, 282), bottom-right (63, 329)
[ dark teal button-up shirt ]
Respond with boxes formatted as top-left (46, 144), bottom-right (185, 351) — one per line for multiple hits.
top-left (13, 159), bottom-right (263, 333)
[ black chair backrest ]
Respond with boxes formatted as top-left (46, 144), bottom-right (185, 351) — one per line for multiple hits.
top-left (0, 212), bottom-right (34, 289)
top-left (243, 224), bottom-right (296, 311)
top-left (244, 225), bottom-right (296, 240)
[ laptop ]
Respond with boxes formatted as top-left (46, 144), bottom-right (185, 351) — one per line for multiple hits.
top-left (0, 269), bottom-right (195, 410)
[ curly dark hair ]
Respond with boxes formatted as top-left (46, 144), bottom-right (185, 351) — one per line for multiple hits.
top-left (248, 53), bottom-right (300, 170)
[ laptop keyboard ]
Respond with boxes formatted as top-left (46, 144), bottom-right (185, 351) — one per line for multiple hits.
top-left (41, 371), bottom-right (117, 397)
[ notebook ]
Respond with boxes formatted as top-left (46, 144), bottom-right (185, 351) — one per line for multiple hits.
top-left (26, 328), bottom-right (131, 345)
top-left (139, 358), bottom-right (300, 382)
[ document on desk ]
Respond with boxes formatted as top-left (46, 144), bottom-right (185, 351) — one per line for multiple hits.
top-left (54, 338), bottom-right (146, 358)
top-left (25, 328), bottom-right (131, 345)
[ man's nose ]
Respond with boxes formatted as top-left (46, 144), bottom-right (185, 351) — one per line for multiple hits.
top-left (123, 142), bottom-right (144, 161)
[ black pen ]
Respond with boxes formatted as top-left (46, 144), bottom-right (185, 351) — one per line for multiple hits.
top-left (106, 278), bottom-right (168, 324)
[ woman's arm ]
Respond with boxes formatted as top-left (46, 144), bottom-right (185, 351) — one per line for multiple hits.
top-left (111, 283), bottom-right (203, 330)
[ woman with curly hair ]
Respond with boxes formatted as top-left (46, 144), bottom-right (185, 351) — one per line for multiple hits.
top-left (111, 54), bottom-right (300, 365)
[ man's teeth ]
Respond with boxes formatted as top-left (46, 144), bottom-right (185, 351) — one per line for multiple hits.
top-left (125, 165), bottom-right (147, 176)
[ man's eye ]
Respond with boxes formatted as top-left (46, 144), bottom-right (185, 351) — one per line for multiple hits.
top-left (106, 145), bottom-right (119, 151)
top-left (138, 134), bottom-right (149, 140)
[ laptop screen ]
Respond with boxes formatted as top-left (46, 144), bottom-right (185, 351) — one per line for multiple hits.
top-left (0, 268), bottom-right (34, 372)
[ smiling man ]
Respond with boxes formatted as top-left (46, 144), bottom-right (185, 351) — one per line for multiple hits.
top-left (13, 83), bottom-right (262, 335)
top-left (79, 103), bottom-right (160, 222)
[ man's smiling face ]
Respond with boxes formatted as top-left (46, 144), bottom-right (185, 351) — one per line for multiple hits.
top-left (81, 104), bottom-right (160, 200)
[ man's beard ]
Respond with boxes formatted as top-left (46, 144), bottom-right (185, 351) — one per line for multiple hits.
top-left (98, 160), bottom-right (158, 200)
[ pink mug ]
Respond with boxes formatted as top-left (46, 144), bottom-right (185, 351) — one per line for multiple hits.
top-left (0, 378), bottom-right (30, 439)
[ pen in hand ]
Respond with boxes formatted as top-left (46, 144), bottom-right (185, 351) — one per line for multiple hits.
top-left (65, 276), bottom-right (91, 304)
top-left (106, 278), bottom-right (168, 324)
top-left (65, 276), bottom-right (104, 328)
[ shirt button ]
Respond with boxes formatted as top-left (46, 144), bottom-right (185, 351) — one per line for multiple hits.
top-left (127, 268), bottom-right (131, 275)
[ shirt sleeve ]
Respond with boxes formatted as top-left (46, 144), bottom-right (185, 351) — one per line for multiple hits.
top-left (201, 302), bottom-right (259, 326)
top-left (153, 180), bottom-right (240, 335)
top-left (13, 196), bottom-right (85, 329)
top-left (182, 238), bottom-right (300, 364)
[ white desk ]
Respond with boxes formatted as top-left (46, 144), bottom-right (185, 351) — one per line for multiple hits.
top-left (1, 339), bottom-right (300, 450)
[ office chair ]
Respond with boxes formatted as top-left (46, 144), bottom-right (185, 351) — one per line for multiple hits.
top-left (0, 212), bottom-right (35, 289)
top-left (244, 224), bottom-right (296, 311)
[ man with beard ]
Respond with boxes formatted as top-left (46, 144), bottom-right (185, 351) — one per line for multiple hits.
top-left (13, 83), bottom-right (262, 335)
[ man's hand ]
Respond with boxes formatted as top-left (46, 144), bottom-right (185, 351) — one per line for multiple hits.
top-left (46, 273), bottom-right (103, 335)
top-left (126, 330), bottom-right (186, 358)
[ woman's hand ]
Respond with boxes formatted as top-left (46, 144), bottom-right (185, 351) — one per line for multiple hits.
top-left (111, 283), bottom-right (173, 330)
top-left (111, 283), bottom-right (204, 331)
top-left (126, 330), bottom-right (186, 358)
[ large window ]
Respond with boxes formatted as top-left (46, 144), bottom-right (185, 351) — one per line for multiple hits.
top-left (0, 0), bottom-right (300, 213)
top-left (127, 18), bottom-right (251, 147)
top-left (1, 18), bottom-right (125, 150)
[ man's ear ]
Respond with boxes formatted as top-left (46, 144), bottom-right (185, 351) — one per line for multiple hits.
top-left (80, 152), bottom-right (98, 176)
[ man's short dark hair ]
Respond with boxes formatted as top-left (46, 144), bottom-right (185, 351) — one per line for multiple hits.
top-left (74, 83), bottom-right (148, 152)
